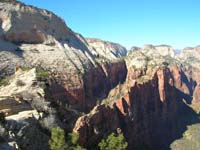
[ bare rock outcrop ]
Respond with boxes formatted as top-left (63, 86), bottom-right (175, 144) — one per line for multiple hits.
top-left (74, 67), bottom-right (180, 149)
top-left (0, 68), bottom-right (44, 116)
top-left (193, 84), bottom-right (200, 103)
top-left (86, 38), bottom-right (127, 60)
top-left (73, 104), bottom-right (119, 148)
top-left (143, 44), bottom-right (175, 57)
top-left (73, 49), bottom-right (200, 149)
top-left (0, 1), bottom-right (200, 150)
top-left (49, 60), bottom-right (127, 110)
top-left (0, 1), bottom-right (85, 48)
top-left (0, 1), bottom-right (129, 113)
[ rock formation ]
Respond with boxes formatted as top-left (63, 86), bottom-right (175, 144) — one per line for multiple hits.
top-left (0, 1), bottom-right (200, 150)
top-left (74, 45), bottom-right (200, 149)
top-left (143, 44), bottom-right (175, 57)
top-left (86, 38), bottom-right (127, 60)
top-left (0, 1), bottom-right (127, 112)
top-left (0, 68), bottom-right (43, 115)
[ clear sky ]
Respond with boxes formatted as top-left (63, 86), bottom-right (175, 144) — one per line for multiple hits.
top-left (19, 0), bottom-right (200, 49)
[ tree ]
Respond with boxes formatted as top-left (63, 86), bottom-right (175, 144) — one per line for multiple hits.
top-left (67, 132), bottom-right (86, 150)
top-left (98, 132), bottom-right (128, 150)
top-left (49, 127), bottom-right (67, 150)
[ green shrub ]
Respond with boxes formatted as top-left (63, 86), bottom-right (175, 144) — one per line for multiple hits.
top-left (0, 77), bottom-right (9, 87)
top-left (67, 132), bottom-right (86, 150)
top-left (68, 132), bottom-right (79, 145)
top-left (98, 132), bottom-right (128, 150)
top-left (49, 127), bottom-right (67, 150)
top-left (36, 69), bottom-right (49, 79)
top-left (49, 128), bottom-right (85, 150)
top-left (21, 66), bottom-right (32, 71)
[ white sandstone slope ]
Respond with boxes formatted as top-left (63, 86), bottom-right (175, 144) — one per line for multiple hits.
top-left (0, 1), bottom-right (128, 79)
top-left (0, 1), bottom-right (97, 78)
top-left (143, 44), bottom-right (175, 57)
top-left (0, 2), bottom-right (80, 46)
top-left (0, 68), bottom-right (43, 116)
top-left (176, 46), bottom-right (200, 69)
top-left (0, 68), bottom-right (42, 97)
top-left (126, 44), bottom-right (177, 69)
top-left (86, 38), bottom-right (127, 60)
top-left (0, 1), bottom-right (129, 114)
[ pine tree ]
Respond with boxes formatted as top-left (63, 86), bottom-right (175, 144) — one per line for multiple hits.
top-left (98, 132), bottom-right (128, 150)
top-left (49, 127), bottom-right (67, 150)
top-left (67, 132), bottom-right (86, 150)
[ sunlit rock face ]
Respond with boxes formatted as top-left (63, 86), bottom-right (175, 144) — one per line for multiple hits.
top-left (86, 38), bottom-right (127, 60)
top-left (74, 45), bottom-right (200, 149)
top-left (0, 1), bottom-right (128, 112)
top-left (0, 69), bottom-right (41, 116)
top-left (0, 2), bottom-right (78, 45)
top-left (0, 1), bottom-right (200, 150)
top-left (143, 44), bottom-right (175, 57)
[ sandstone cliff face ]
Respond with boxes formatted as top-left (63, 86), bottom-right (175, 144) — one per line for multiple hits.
top-left (177, 46), bottom-right (200, 70)
top-left (175, 46), bottom-right (200, 104)
top-left (86, 38), bottom-right (127, 60)
top-left (127, 44), bottom-right (177, 72)
top-left (74, 67), bottom-right (180, 149)
top-left (0, 2), bottom-right (84, 48)
top-left (73, 104), bottom-right (120, 148)
top-left (143, 44), bottom-right (175, 57)
top-left (0, 67), bottom-right (59, 150)
top-left (0, 1), bottom-right (128, 113)
top-left (0, 68), bottom-right (44, 115)
top-left (48, 60), bottom-right (127, 111)
top-left (74, 55), bottom-right (200, 150)
top-left (193, 85), bottom-right (200, 103)
top-left (0, 1), bottom-right (200, 150)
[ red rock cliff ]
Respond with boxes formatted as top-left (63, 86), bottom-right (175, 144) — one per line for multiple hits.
top-left (74, 66), bottom-right (194, 150)
top-left (47, 60), bottom-right (127, 111)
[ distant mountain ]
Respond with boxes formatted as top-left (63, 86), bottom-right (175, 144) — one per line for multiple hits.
top-left (86, 38), bottom-right (127, 60)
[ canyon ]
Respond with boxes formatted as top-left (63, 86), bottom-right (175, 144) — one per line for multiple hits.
top-left (0, 1), bottom-right (200, 150)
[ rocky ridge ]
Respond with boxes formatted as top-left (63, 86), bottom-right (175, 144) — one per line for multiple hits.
top-left (0, 1), bottom-right (200, 150)
top-left (86, 38), bottom-right (127, 60)
top-left (74, 45), bottom-right (200, 149)
top-left (0, 1), bottom-right (127, 112)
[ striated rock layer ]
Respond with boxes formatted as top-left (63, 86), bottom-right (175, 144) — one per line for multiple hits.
top-left (74, 66), bottom-right (199, 149)
top-left (86, 38), bottom-right (127, 60)
top-left (0, 1), bottom-right (128, 112)
top-left (0, 1), bottom-right (200, 150)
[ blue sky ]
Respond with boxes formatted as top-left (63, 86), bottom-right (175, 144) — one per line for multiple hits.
top-left (19, 0), bottom-right (200, 49)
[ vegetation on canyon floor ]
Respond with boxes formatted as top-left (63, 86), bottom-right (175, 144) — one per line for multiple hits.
top-left (49, 126), bottom-right (128, 150)
top-left (98, 132), bottom-right (128, 150)
top-left (49, 127), bottom-right (86, 150)
top-left (49, 127), bottom-right (67, 150)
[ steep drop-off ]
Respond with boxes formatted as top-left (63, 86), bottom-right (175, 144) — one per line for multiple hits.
top-left (0, 1), bottom-right (200, 150)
